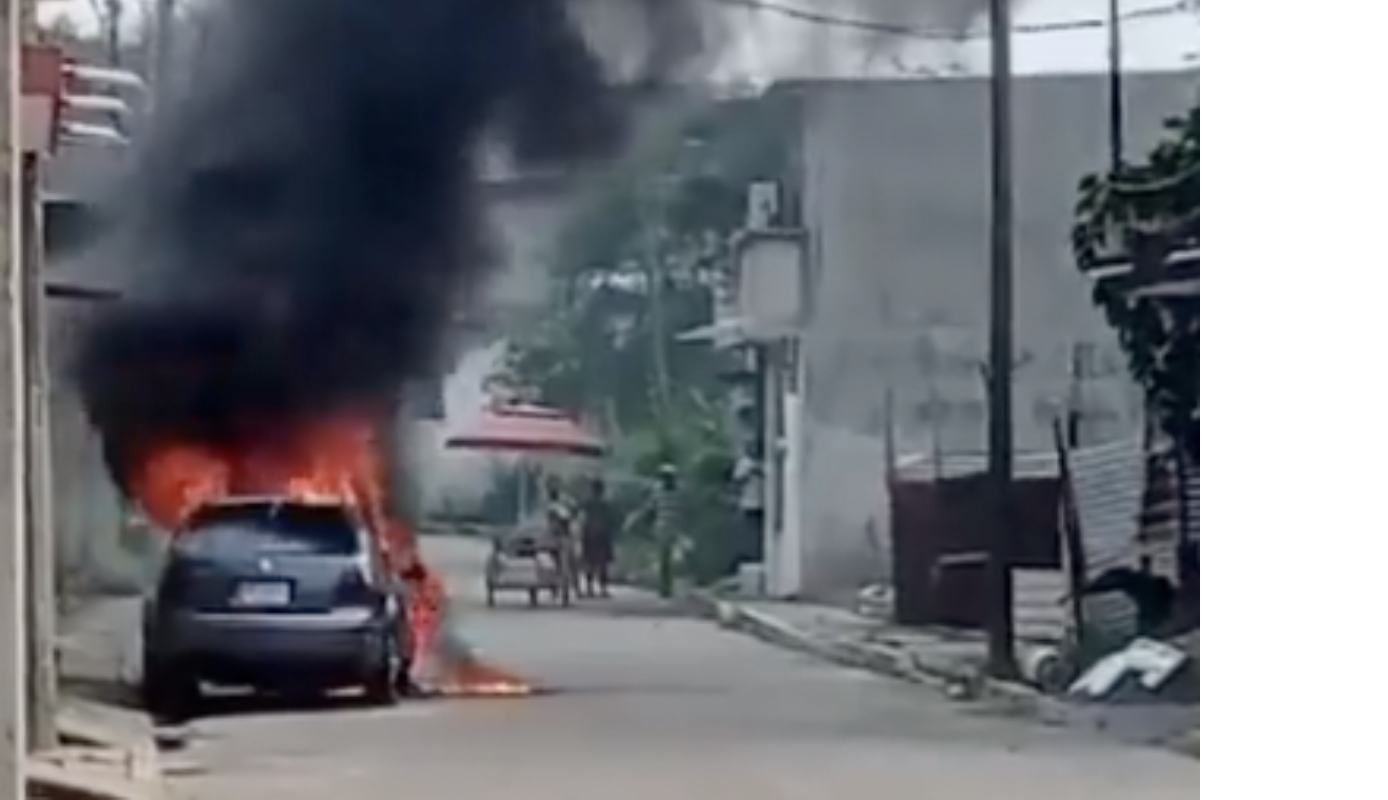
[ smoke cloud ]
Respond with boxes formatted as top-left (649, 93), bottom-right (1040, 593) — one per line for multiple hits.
top-left (75, 0), bottom-right (683, 483)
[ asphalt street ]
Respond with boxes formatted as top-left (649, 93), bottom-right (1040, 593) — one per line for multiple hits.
top-left (169, 535), bottom-right (1198, 799)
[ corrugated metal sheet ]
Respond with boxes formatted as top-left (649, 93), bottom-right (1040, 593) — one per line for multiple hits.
top-left (895, 450), bottom-right (1060, 482)
top-left (1138, 451), bottom-right (1182, 583)
top-left (1069, 437), bottom-right (1145, 579)
top-left (1182, 460), bottom-right (1200, 542)
top-left (1013, 568), bottom-right (1068, 643)
top-left (1082, 591), bottom-right (1140, 647)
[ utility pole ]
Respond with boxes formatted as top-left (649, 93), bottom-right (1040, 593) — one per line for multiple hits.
top-left (103, 0), bottom-right (123, 67)
top-left (985, 0), bottom-right (1018, 679)
top-left (12, 0), bottom-right (55, 753)
top-left (1107, 0), bottom-right (1124, 172)
top-left (642, 178), bottom-right (673, 422)
top-left (151, 0), bottom-right (176, 100)
top-left (22, 148), bottom-right (55, 752)
top-left (1, 0), bottom-right (28, 792)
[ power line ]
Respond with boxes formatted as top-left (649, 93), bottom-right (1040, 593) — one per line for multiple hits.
top-left (711, 0), bottom-right (956, 39)
top-left (709, 0), bottom-right (1196, 42)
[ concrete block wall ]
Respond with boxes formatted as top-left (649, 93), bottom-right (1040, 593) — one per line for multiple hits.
top-left (780, 73), bottom-right (1198, 600)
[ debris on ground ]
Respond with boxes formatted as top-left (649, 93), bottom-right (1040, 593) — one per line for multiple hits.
top-left (854, 584), bottom-right (894, 620)
top-left (1069, 637), bottom-right (1192, 701)
top-left (1018, 644), bottom-right (1071, 695)
top-left (28, 698), bottom-right (167, 799)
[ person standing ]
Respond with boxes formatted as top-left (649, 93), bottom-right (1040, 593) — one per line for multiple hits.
top-left (731, 441), bottom-right (765, 569)
top-left (544, 476), bottom-right (577, 603)
top-left (653, 464), bottom-right (683, 599)
top-left (621, 463), bottom-right (686, 599)
top-left (580, 478), bottom-right (616, 598)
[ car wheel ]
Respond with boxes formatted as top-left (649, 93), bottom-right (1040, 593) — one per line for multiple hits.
top-left (142, 656), bottom-right (199, 721)
top-left (366, 634), bottom-right (402, 706)
top-left (395, 655), bottom-right (415, 697)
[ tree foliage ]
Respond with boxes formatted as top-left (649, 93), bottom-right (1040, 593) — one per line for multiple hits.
top-left (492, 95), bottom-right (796, 581)
top-left (1072, 108), bottom-right (1199, 460)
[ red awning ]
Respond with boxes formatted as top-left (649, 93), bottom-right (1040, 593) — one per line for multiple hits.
top-left (445, 404), bottom-right (605, 458)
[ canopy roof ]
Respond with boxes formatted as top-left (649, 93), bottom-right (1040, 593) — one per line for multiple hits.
top-left (445, 404), bottom-right (605, 458)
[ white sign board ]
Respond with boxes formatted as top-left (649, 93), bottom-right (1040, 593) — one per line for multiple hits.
top-left (21, 95), bottom-right (53, 155)
top-left (736, 232), bottom-right (805, 339)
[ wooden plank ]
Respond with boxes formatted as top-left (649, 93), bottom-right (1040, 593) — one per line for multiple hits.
top-left (27, 747), bottom-right (164, 800)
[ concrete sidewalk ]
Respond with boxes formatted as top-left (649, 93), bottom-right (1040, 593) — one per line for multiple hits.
top-left (693, 593), bottom-right (1199, 759)
top-left (41, 594), bottom-right (174, 799)
top-left (58, 594), bottom-right (145, 701)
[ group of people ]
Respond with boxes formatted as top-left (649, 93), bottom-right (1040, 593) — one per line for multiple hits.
top-left (544, 475), bottom-right (616, 599)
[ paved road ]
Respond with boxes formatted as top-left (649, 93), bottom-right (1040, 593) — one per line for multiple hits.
top-left (172, 536), bottom-right (1197, 799)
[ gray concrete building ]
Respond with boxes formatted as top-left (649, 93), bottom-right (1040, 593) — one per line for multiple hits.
top-left (738, 72), bottom-right (1198, 601)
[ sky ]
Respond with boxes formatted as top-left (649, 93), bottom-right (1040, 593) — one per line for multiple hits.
top-left (723, 0), bottom-right (1198, 81)
top-left (38, 0), bottom-right (1199, 81)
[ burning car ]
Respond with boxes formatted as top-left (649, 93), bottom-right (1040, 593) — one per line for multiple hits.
top-left (141, 496), bottom-right (413, 717)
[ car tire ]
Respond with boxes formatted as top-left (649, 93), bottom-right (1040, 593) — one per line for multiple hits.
top-left (396, 656), bottom-right (415, 697)
top-left (366, 634), bottom-right (402, 707)
top-left (142, 656), bottom-right (199, 721)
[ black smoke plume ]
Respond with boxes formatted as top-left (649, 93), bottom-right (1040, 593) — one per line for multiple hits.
top-left (76, 0), bottom-right (658, 482)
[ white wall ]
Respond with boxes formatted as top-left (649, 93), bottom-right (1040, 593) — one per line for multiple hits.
top-left (47, 301), bottom-right (144, 596)
top-left (787, 72), bottom-right (1198, 599)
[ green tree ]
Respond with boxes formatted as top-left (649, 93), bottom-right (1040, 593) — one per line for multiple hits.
top-left (1072, 108), bottom-right (1199, 460)
top-left (494, 95), bottom-right (796, 582)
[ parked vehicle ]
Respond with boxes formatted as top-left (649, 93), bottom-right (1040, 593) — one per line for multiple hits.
top-left (142, 497), bottom-right (412, 717)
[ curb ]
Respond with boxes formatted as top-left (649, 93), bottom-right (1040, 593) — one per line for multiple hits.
top-left (692, 592), bottom-right (1199, 760)
top-left (1165, 726), bottom-right (1199, 759)
top-left (692, 592), bottom-right (1076, 728)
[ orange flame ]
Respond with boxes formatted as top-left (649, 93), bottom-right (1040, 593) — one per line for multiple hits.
top-left (123, 415), bottom-right (531, 695)
top-left (125, 415), bottom-right (442, 666)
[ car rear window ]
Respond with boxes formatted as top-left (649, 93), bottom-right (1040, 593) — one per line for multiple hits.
top-left (178, 503), bottom-right (361, 559)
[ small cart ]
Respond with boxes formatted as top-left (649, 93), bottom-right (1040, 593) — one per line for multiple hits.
top-left (448, 404), bottom-right (604, 609)
top-left (484, 527), bottom-right (572, 608)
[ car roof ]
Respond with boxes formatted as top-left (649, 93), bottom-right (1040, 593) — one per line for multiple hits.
top-left (184, 496), bottom-right (359, 527)
top-left (200, 494), bottom-right (350, 509)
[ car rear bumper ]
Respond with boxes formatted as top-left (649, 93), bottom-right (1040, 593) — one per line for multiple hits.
top-left (148, 608), bottom-right (394, 686)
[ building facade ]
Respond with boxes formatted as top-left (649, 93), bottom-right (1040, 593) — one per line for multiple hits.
top-left (743, 73), bottom-right (1199, 601)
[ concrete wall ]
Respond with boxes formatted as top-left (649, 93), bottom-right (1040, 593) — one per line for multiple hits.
top-left (43, 141), bottom-right (155, 597)
top-left (785, 73), bottom-right (1199, 599)
top-left (47, 300), bottom-right (148, 598)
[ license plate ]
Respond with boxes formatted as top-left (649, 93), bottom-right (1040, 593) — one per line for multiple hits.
top-left (232, 580), bottom-right (291, 607)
